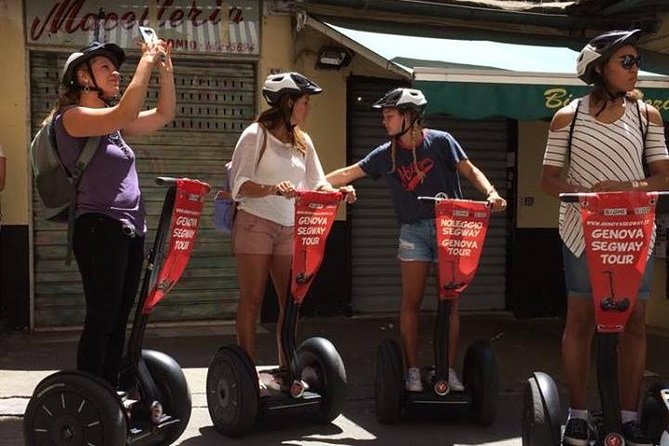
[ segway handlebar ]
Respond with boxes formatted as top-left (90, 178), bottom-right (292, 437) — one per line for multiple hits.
top-left (155, 176), bottom-right (178, 186)
top-left (560, 191), bottom-right (669, 211)
top-left (417, 195), bottom-right (490, 207)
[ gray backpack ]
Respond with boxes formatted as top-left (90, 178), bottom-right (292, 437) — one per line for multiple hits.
top-left (30, 117), bottom-right (99, 264)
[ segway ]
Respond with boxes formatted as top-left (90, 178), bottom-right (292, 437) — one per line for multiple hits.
top-left (23, 177), bottom-right (210, 446)
top-left (522, 191), bottom-right (669, 446)
top-left (375, 196), bottom-right (499, 424)
top-left (206, 190), bottom-right (347, 437)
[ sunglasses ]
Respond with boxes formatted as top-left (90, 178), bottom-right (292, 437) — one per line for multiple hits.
top-left (617, 54), bottom-right (642, 69)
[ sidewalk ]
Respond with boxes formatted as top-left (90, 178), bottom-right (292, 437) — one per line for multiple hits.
top-left (2, 313), bottom-right (669, 445)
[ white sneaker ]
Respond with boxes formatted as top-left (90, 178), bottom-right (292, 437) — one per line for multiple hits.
top-left (405, 367), bottom-right (423, 392)
top-left (448, 368), bottom-right (465, 391)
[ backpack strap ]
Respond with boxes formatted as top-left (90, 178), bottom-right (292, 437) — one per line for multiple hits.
top-left (256, 123), bottom-right (268, 168)
top-left (635, 99), bottom-right (650, 177)
top-left (64, 136), bottom-right (100, 265)
top-left (566, 99), bottom-right (581, 168)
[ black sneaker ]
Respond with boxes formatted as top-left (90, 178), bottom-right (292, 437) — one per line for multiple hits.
top-left (563, 418), bottom-right (591, 446)
top-left (621, 421), bottom-right (653, 446)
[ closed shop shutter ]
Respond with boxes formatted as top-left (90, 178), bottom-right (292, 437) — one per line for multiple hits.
top-left (348, 77), bottom-right (509, 313)
top-left (29, 51), bottom-right (255, 328)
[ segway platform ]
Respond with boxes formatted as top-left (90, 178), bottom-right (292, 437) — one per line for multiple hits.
top-left (207, 191), bottom-right (347, 437)
top-left (375, 198), bottom-right (498, 425)
top-left (24, 178), bottom-right (210, 446)
top-left (522, 191), bottom-right (669, 446)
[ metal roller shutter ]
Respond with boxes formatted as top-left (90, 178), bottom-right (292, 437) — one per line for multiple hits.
top-left (29, 51), bottom-right (255, 328)
top-left (348, 77), bottom-right (509, 313)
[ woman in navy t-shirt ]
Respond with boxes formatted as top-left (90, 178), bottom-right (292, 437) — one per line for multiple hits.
top-left (327, 88), bottom-right (506, 393)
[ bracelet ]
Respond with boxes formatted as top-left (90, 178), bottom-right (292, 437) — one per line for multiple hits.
top-left (486, 186), bottom-right (497, 197)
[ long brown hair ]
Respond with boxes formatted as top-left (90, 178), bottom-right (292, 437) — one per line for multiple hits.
top-left (256, 93), bottom-right (308, 155)
top-left (42, 85), bottom-right (81, 125)
top-left (388, 108), bottom-right (426, 183)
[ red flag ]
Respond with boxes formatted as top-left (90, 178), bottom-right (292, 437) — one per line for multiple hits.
top-left (291, 191), bottom-right (342, 304)
top-left (435, 199), bottom-right (490, 299)
top-left (580, 192), bottom-right (656, 332)
top-left (143, 179), bottom-right (210, 313)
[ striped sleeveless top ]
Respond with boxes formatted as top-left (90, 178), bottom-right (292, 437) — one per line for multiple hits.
top-left (542, 95), bottom-right (669, 257)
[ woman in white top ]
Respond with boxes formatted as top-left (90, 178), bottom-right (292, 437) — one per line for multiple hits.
top-left (229, 72), bottom-right (354, 393)
top-left (541, 29), bottom-right (669, 446)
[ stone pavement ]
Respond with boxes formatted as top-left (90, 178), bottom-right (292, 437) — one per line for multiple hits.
top-left (2, 313), bottom-right (669, 445)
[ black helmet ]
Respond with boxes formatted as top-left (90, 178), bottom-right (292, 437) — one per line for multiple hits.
top-left (61, 41), bottom-right (125, 88)
top-left (372, 88), bottom-right (427, 112)
top-left (262, 72), bottom-right (322, 106)
top-left (576, 29), bottom-right (641, 85)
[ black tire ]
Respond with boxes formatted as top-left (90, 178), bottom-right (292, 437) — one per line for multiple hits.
top-left (297, 337), bottom-right (347, 423)
top-left (23, 370), bottom-right (127, 446)
top-left (521, 372), bottom-right (561, 446)
top-left (206, 345), bottom-right (258, 437)
top-left (462, 340), bottom-right (498, 425)
top-left (640, 381), bottom-right (669, 444)
top-left (374, 338), bottom-right (404, 424)
top-left (141, 349), bottom-right (191, 445)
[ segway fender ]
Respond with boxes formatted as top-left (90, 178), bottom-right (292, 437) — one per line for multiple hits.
top-left (521, 371), bottom-right (561, 446)
top-left (640, 381), bottom-right (669, 444)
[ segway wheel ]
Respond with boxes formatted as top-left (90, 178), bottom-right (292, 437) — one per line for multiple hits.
top-left (141, 349), bottom-right (191, 445)
top-left (462, 340), bottom-right (498, 425)
top-left (521, 372), bottom-right (561, 446)
top-left (206, 345), bottom-right (258, 437)
top-left (23, 370), bottom-right (127, 446)
top-left (640, 381), bottom-right (669, 444)
top-left (374, 338), bottom-right (403, 424)
top-left (297, 337), bottom-right (347, 423)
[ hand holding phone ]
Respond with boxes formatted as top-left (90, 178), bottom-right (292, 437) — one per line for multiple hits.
top-left (139, 26), bottom-right (158, 44)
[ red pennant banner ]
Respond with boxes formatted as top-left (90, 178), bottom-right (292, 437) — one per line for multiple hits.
top-left (291, 191), bottom-right (342, 304)
top-left (580, 192), bottom-right (657, 333)
top-left (435, 199), bottom-right (490, 299)
top-left (143, 179), bottom-right (210, 313)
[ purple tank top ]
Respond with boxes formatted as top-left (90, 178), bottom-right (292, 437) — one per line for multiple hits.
top-left (54, 107), bottom-right (146, 235)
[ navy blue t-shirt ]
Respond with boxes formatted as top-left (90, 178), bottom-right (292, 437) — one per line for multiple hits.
top-left (358, 129), bottom-right (467, 224)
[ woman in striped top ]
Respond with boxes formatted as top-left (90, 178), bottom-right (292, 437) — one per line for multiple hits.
top-left (541, 29), bottom-right (669, 446)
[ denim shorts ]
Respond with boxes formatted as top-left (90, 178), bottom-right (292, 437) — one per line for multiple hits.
top-left (562, 242), bottom-right (654, 299)
top-left (397, 219), bottom-right (438, 263)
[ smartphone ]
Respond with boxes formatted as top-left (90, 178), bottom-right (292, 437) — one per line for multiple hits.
top-left (139, 26), bottom-right (158, 44)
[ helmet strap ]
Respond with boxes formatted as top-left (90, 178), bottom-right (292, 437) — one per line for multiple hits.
top-left (392, 111), bottom-right (418, 138)
top-left (594, 86), bottom-right (625, 117)
top-left (82, 60), bottom-right (115, 106)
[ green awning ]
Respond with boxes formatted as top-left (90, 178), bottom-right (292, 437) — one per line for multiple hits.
top-left (415, 80), bottom-right (669, 121)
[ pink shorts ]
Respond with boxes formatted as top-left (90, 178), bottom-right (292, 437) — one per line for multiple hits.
top-left (232, 209), bottom-right (293, 256)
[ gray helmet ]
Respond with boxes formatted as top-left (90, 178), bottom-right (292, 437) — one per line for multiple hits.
top-left (373, 88), bottom-right (427, 112)
top-left (61, 41), bottom-right (125, 88)
top-left (576, 29), bottom-right (641, 85)
top-left (262, 72), bottom-right (322, 106)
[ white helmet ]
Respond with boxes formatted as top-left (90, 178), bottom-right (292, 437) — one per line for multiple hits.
top-left (576, 29), bottom-right (641, 85)
top-left (372, 88), bottom-right (427, 112)
top-left (262, 72), bottom-right (322, 106)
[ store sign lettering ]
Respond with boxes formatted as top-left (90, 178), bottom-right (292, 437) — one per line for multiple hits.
top-left (30, 0), bottom-right (226, 41)
top-left (544, 87), bottom-right (575, 110)
top-left (644, 99), bottom-right (669, 111)
top-left (544, 87), bottom-right (669, 114)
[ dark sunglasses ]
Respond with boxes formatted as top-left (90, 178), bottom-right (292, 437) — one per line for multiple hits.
top-left (617, 54), bottom-right (642, 69)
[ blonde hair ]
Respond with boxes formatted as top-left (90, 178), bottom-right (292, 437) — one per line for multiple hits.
top-left (388, 110), bottom-right (425, 183)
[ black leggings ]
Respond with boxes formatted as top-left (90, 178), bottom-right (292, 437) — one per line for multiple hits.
top-left (73, 213), bottom-right (144, 387)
